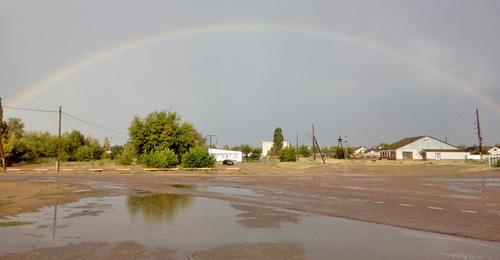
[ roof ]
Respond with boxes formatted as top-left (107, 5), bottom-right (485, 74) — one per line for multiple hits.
top-left (386, 136), bottom-right (425, 150)
top-left (208, 149), bottom-right (242, 154)
top-left (423, 149), bottom-right (466, 152)
top-left (384, 135), bottom-right (458, 150)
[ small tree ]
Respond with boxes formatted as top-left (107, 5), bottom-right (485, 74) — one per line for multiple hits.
top-left (117, 144), bottom-right (136, 165)
top-left (182, 148), bottom-right (215, 168)
top-left (269, 127), bottom-right (284, 156)
top-left (280, 147), bottom-right (297, 162)
top-left (249, 147), bottom-right (262, 161)
top-left (298, 145), bottom-right (311, 157)
top-left (0, 98), bottom-right (7, 172)
top-left (141, 149), bottom-right (178, 168)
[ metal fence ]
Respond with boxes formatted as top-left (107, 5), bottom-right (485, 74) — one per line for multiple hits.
top-left (489, 156), bottom-right (500, 167)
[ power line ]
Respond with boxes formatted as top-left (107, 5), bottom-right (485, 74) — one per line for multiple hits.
top-left (62, 112), bottom-right (128, 137)
top-left (4, 106), bottom-right (58, 113)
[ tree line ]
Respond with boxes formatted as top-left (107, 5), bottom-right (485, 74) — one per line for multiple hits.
top-left (0, 99), bottom-right (216, 168)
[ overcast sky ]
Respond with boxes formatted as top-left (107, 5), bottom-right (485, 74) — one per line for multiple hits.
top-left (1, 0), bottom-right (499, 147)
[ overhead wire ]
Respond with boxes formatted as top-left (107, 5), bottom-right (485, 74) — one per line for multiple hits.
top-left (62, 112), bottom-right (128, 137)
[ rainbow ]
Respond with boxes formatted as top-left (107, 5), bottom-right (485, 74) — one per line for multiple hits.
top-left (6, 22), bottom-right (500, 113)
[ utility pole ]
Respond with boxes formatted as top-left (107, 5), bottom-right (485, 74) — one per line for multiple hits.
top-left (0, 98), bottom-right (7, 173)
top-left (338, 135), bottom-right (344, 159)
top-left (296, 134), bottom-right (299, 162)
top-left (207, 134), bottom-right (215, 149)
top-left (344, 136), bottom-right (349, 159)
top-left (57, 106), bottom-right (62, 172)
top-left (475, 108), bottom-right (483, 163)
top-left (312, 125), bottom-right (316, 160)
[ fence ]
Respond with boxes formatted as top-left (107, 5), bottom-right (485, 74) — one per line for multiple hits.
top-left (489, 156), bottom-right (500, 167)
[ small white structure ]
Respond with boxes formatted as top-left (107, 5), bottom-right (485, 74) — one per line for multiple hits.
top-left (380, 136), bottom-right (470, 160)
top-left (262, 140), bottom-right (290, 157)
top-left (208, 149), bottom-right (243, 163)
top-left (353, 147), bottom-right (368, 155)
top-left (488, 147), bottom-right (500, 155)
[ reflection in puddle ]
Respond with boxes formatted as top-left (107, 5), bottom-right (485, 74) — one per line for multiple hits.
top-left (164, 183), bottom-right (257, 196)
top-left (231, 203), bottom-right (301, 228)
top-left (1, 194), bottom-right (500, 259)
top-left (127, 194), bottom-right (192, 222)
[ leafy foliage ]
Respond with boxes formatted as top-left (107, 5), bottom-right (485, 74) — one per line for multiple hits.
top-left (128, 111), bottom-right (204, 159)
top-left (298, 145), bottom-right (311, 157)
top-left (74, 144), bottom-right (104, 161)
top-left (269, 127), bottom-right (284, 156)
top-left (181, 147), bottom-right (215, 168)
top-left (141, 149), bottom-right (178, 168)
top-left (117, 144), bottom-right (135, 165)
top-left (279, 147), bottom-right (297, 162)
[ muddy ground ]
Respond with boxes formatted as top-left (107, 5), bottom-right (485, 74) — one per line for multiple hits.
top-left (1, 162), bottom-right (499, 259)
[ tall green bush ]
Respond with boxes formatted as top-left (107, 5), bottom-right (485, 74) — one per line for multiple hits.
top-left (280, 147), bottom-right (297, 162)
top-left (141, 149), bottom-right (178, 168)
top-left (117, 144), bottom-right (135, 165)
top-left (182, 148), bottom-right (215, 168)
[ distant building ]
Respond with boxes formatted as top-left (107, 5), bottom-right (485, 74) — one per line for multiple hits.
top-left (208, 149), bottom-right (243, 163)
top-left (488, 147), bottom-right (500, 155)
top-left (353, 147), bottom-right (368, 155)
top-left (262, 140), bottom-right (290, 157)
top-left (380, 136), bottom-right (470, 160)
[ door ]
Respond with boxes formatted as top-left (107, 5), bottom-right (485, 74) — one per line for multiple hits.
top-left (436, 152), bottom-right (441, 160)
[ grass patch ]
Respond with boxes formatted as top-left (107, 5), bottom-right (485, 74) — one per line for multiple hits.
top-left (0, 221), bottom-right (34, 227)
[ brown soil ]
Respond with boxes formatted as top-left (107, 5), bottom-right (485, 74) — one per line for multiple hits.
top-left (0, 161), bottom-right (499, 242)
top-left (0, 179), bottom-right (100, 218)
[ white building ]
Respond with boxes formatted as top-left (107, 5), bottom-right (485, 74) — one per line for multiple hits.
top-left (488, 147), bottom-right (500, 155)
top-left (262, 140), bottom-right (290, 157)
top-left (208, 149), bottom-right (243, 163)
top-left (353, 147), bottom-right (368, 154)
top-left (380, 136), bottom-right (470, 160)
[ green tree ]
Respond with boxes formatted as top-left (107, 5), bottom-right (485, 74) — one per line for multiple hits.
top-left (110, 145), bottom-right (124, 160)
top-left (181, 147), bottom-right (215, 168)
top-left (249, 147), bottom-right (262, 161)
top-left (62, 130), bottom-right (85, 161)
top-left (7, 118), bottom-right (23, 139)
top-left (129, 111), bottom-right (204, 159)
top-left (0, 98), bottom-right (7, 170)
top-left (141, 149), bottom-right (178, 168)
top-left (280, 147), bottom-right (297, 162)
top-left (269, 127), bottom-right (284, 156)
top-left (298, 145), bottom-right (311, 157)
top-left (117, 144), bottom-right (136, 165)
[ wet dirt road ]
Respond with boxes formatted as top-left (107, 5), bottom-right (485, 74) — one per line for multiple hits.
top-left (1, 172), bottom-right (500, 259)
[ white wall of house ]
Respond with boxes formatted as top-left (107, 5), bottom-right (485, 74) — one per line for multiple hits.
top-left (262, 140), bottom-right (290, 157)
top-left (466, 154), bottom-right (492, 160)
top-left (395, 137), bottom-right (458, 160)
top-left (489, 147), bottom-right (500, 155)
top-left (208, 149), bottom-right (243, 162)
top-left (426, 151), bottom-right (469, 160)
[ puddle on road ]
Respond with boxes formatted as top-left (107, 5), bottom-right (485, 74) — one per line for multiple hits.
top-left (1, 194), bottom-right (500, 259)
top-left (164, 183), bottom-right (257, 196)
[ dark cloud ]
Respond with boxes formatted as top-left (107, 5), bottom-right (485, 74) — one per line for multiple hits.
top-left (1, 0), bottom-right (499, 146)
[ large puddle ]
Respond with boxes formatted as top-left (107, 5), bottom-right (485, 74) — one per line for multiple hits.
top-left (1, 193), bottom-right (500, 259)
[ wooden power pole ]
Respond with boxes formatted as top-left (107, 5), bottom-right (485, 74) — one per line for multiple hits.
top-left (475, 108), bottom-right (483, 163)
top-left (312, 125), bottom-right (316, 160)
top-left (311, 125), bottom-right (326, 164)
top-left (57, 106), bottom-right (62, 172)
top-left (207, 134), bottom-right (215, 149)
top-left (0, 98), bottom-right (6, 173)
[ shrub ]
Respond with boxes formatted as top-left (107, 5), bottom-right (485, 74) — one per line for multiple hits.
top-left (141, 149), bottom-right (178, 168)
top-left (182, 148), bottom-right (216, 168)
top-left (280, 147), bottom-right (297, 162)
top-left (74, 145), bottom-right (103, 161)
top-left (117, 145), bottom-right (135, 165)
